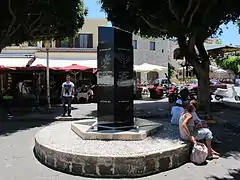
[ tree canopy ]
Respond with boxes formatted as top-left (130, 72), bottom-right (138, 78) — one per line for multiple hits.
top-left (100, 0), bottom-right (240, 112)
top-left (216, 56), bottom-right (240, 75)
top-left (0, 0), bottom-right (86, 50)
top-left (100, 0), bottom-right (240, 39)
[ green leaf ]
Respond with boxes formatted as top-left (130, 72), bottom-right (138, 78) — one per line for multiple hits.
top-left (0, 0), bottom-right (86, 49)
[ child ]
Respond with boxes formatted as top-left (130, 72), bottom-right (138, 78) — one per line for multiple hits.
top-left (170, 99), bottom-right (184, 125)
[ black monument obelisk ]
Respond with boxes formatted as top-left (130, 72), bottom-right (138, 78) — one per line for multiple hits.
top-left (97, 26), bottom-right (134, 130)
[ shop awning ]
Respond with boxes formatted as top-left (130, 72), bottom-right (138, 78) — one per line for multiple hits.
top-left (31, 58), bottom-right (97, 68)
top-left (61, 64), bottom-right (92, 71)
top-left (0, 65), bottom-right (15, 70)
top-left (134, 63), bottom-right (167, 72)
top-left (0, 57), bottom-right (35, 67)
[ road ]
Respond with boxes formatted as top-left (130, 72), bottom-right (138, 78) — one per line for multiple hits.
top-left (0, 102), bottom-right (240, 180)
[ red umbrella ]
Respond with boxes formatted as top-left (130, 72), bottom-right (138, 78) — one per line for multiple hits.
top-left (93, 68), bottom-right (98, 74)
top-left (62, 64), bottom-right (91, 71)
top-left (51, 67), bottom-right (65, 71)
top-left (0, 65), bottom-right (15, 70)
top-left (85, 68), bottom-right (98, 74)
top-left (16, 64), bottom-right (47, 71)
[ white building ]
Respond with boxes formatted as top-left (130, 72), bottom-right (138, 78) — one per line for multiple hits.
top-left (1, 18), bottom-right (176, 82)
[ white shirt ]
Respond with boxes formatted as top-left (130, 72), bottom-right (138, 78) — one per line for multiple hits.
top-left (62, 81), bottom-right (74, 97)
top-left (170, 106), bottom-right (184, 125)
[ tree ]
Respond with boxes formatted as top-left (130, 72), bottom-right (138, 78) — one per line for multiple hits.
top-left (216, 56), bottom-right (240, 75)
top-left (0, 0), bottom-right (87, 51)
top-left (168, 63), bottom-right (175, 79)
top-left (100, 0), bottom-right (240, 113)
top-left (216, 39), bottom-right (223, 44)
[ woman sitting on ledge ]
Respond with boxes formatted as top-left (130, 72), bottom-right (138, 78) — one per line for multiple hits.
top-left (179, 104), bottom-right (220, 159)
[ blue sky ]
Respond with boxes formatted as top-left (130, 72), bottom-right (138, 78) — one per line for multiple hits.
top-left (84, 0), bottom-right (240, 46)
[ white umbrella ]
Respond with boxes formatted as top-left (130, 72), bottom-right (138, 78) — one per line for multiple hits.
top-left (213, 68), bottom-right (229, 79)
top-left (210, 65), bottom-right (219, 71)
top-left (214, 69), bottom-right (227, 73)
top-left (134, 63), bottom-right (167, 72)
top-left (134, 65), bottom-right (140, 70)
top-left (177, 66), bottom-right (193, 70)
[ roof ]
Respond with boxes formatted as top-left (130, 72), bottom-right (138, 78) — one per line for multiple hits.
top-left (38, 48), bottom-right (97, 53)
top-left (204, 44), bottom-right (240, 52)
top-left (0, 57), bottom-right (35, 67)
top-left (31, 58), bottom-right (97, 68)
top-left (173, 44), bottom-right (240, 59)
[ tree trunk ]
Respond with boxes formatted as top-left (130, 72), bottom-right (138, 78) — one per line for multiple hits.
top-left (198, 68), bottom-right (210, 113)
top-left (195, 42), bottom-right (211, 113)
top-left (0, 46), bottom-right (4, 53)
top-left (178, 36), bottom-right (211, 113)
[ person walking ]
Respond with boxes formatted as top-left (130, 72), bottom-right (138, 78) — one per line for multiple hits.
top-left (61, 75), bottom-right (75, 117)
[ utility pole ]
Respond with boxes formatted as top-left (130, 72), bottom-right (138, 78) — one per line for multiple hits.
top-left (44, 40), bottom-right (51, 109)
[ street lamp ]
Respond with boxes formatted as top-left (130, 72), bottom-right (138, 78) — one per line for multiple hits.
top-left (44, 40), bottom-right (51, 109)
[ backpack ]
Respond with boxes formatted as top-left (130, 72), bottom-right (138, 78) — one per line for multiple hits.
top-left (190, 142), bottom-right (208, 164)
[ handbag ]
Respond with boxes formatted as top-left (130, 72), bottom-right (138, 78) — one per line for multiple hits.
top-left (190, 142), bottom-right (208, 164)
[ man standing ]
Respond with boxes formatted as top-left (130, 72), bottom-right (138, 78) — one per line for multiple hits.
top-left (61, 75), bottom-right (75, 117)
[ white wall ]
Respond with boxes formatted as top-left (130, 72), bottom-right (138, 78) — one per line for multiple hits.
top-left (79, 18), bottom-right (108, 48)
top-left (133, 35), bottom-right (169, 67)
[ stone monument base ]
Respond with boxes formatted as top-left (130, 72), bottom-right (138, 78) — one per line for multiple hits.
top-left (71, 118), bottom-right (163, 141)
top-left (34, 122), bottom-right (190, 178)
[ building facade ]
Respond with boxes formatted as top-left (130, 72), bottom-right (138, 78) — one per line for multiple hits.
top-left (132, 35), bottom-right (169, 67)
top-left (1, 18), bottom-right (174, 82)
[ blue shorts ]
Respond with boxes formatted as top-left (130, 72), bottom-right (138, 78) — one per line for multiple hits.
top-left (194, 128), bottom-right (213, 140)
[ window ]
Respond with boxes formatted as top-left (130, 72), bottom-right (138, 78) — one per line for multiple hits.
top-left (147, 71), bottom-right (158, 82)
top-left (150, 42), bottom-right (155, 50)
top-left (78, 33), bottom-right (93, 48)
top-left (133, 40), bottom-right (137, 49)
top-left (162, 49), bottom-right (164, 53)
top-left (55, 38), bottom-right (73, 48)
top-left (55, 34), bottom-right (93, 48)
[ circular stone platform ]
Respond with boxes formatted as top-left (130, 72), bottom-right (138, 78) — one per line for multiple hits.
top-left (34, 121), bottom-right (190, 178)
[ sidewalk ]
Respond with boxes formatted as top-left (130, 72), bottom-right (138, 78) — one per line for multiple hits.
top-left (0, 99), bottom-right (170, 121)
top-left (1, 98), bottom-right (239, 126)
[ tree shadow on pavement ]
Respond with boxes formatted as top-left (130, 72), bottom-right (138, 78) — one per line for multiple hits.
top-left (206, 102), bottom-right (240, 158)
top-left (207, 169), bottom-right (240, 180)
top-left (209, 122), bottom-right (240, 159)
top-left (0, 119), bottom-right (54, 137)
top-left (86, 100), bottom-right (171, 118)
top-left (213, 101), bottom-right (240, 111)
top-left (87, 110), bottom-right (97, 117)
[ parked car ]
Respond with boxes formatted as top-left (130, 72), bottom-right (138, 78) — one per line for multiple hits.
top-left (152, 78), bottom-right (171, 88)
top-left (188, 79), bottom-right (227, 95)
top-left (148, 78), bottom-right (170, 99)
top-left (134, 84), bottom-right (150, 99)
top-left (235, 79), bottom-right (240, 86)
